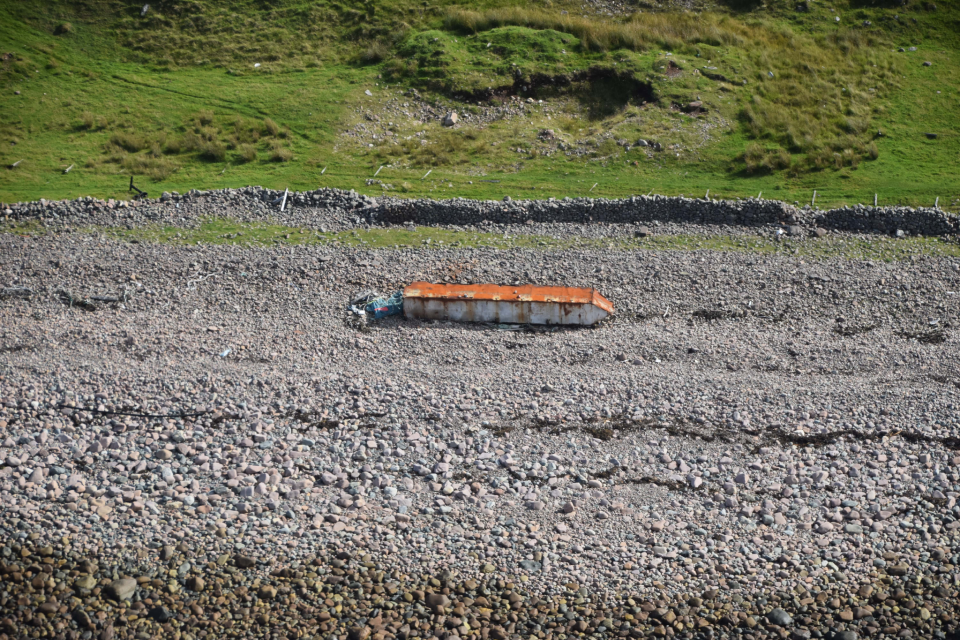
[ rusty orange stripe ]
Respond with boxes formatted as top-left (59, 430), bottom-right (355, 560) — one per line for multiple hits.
top-left (402, 282), bottom-right (614, 315)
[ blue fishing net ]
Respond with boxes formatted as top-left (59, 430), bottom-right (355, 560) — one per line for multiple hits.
top-left (364, 291), bottom-right (403, 319)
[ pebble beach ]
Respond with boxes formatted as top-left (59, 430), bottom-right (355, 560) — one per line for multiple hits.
top-left (1, 191), bottom-right (959, 640)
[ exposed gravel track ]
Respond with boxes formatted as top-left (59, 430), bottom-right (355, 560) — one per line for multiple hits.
top-left (1, 198), bottom-right (960, 640)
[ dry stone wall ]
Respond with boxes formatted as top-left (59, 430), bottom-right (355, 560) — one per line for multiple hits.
top-left (3, 187), bottom-right (957, 236)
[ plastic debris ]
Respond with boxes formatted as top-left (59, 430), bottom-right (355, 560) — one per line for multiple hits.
top-left (220, 348), bottom-right (231, 358)
top-left (350, 290), bottom-right (378, 307)
top-left (365, 291), bottom-right (403, 319)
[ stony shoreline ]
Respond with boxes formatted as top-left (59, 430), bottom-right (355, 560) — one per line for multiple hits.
top-left (0, 536), bottom-right (957, 640)
top-left (2, 202), bottom-right (960, 640)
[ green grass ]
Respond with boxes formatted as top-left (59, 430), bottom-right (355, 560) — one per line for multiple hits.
top-left (5, 217), bottom-right (960, 262)
top-left (443, 7), bottom-right (757, 52)
top-left (434, 6), bottom-right (913, 172)
top-left (390, 26), bottom-right (591, 96)
top-left (0, 0), bottom-right (957, 210)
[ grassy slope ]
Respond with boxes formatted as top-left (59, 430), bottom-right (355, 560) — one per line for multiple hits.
top-left (0, 0), bottom-right (957, 210)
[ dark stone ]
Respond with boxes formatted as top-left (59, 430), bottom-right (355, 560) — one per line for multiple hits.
top-left (148, 606), bottom-right (171, 623)
top-left (767, 608), bottom-right (793, 626)
top-left (72, 610), bottom-right (94, 629)
top-left (347, 627), bottom-right (371, 640)
top-left (234, 554), bottom-right (257, 568)
top-left (425, 593), bottom-right (450, 609)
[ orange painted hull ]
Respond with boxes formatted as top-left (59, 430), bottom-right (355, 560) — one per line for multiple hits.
top-left (402, 282), bottom-right (614, 325)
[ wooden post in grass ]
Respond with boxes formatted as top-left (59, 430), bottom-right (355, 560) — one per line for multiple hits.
top-left (935, 197), bottom-right (939, 209)
top-left (589, 183), bottom-right (598, 192)
top-left (705, 189), bottom-right (710, 199)
top-left (321, 167), bottom-right (326, 175)
top-left (874, 194), bottom-right (878, 207)
top-left (64, 164), bottom-right (74, 174)
top-left (757, 192), bottom-right (762, 199)
top-left (374, 165), bottom-right (383, 177)
top-left (280, 187), bottom-right (288, 212)
top-left (10, 160), bottom-right (22, 169)
top-left (422, 170), bottom-right (431, 180)
top-left (812, 190), bottom-right (817, 207)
